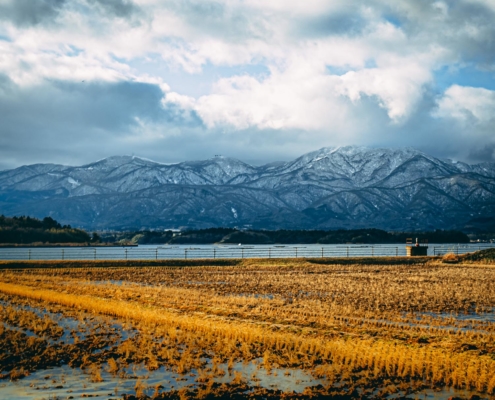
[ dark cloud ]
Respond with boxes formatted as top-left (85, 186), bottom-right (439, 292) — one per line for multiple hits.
top-left (297, 2), bottom-right (495, 67)
top-left (362, 89), bottom-right (483, 163)
top-left (0, 76), bottom-right (204, 168)
top-left (296, 11), bottom-right (367, 38)
top-left (0, 72), bottom-right (493, 170)
top-left (442, 3), bottom-right (495, 66)
top-left (88, 0), bottom-right (140, 20)
top-left (170, 1), bottom-right (267, 42)
top-left (385, 2), bottom-right (495, 67)
top-left (468, 144), bottom-right (495, 163)
top-left (0, 0), bottom-right (67, 27)
top-left (1, 0), bottom-right (495, 170)
top-left (0, 0), bottom-right (143, 28)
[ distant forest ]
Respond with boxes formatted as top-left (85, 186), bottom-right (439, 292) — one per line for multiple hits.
top-left (0, 215), bottom-right (92, 244)
top-left (0, 215), bottom-right (471, 245)
top-left (106, 227), bottom-right (470, 245)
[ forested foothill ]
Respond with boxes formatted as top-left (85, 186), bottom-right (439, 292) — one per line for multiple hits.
top-left (0, 214), bottom-right (473, 246)
top-left (0, 215), bottom-right (93, 245)
top-left (105, 227), bottom-right (470, 245)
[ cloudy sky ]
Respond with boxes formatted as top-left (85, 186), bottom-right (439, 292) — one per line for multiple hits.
top-left (1, 0), bottom-right (495, 169)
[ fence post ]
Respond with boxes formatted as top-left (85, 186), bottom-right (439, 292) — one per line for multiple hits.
top-left (242, 248), bottom-right (244, 259)
top-left (94, 248), bottom-right (96, 260)
top-left (125, 249), bottom-right (128, 260)
top-left (156, 248), bottom-right (158, 260)
top-left (268, 248), bottom-right (271, 259)
top-left (28, 249), bottom-right (31, 260)
top-left (185, 249), bottom-right (187, 259)
top-left (214, 248), bottom-right (216, 259)
top-left (62, 249), bottom-right (64, 261)
top-left (346, 247), bottom-right (349, 257)
top-left (295, 248), bottom-right (298, 258)
top-left (371, 246), bottom-right (374, 256)
top-left (396, 247), bottom-right (398, 257)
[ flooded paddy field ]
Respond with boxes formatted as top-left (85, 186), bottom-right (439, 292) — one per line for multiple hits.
top-left (1, 257), bottom-right (495, 399)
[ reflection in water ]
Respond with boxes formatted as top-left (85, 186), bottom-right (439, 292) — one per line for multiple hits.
top-left (0, 359), bottom-right (322, 399)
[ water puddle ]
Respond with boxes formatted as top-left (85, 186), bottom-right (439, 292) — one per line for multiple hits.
top-left (0, 358), bottom-right (323, 399)
top-left (1, 299), bottom-right (135, 346)
top-left (404, 387), bottom-right (489, 400)
top-left (417, 309), bottom-right (495, 323)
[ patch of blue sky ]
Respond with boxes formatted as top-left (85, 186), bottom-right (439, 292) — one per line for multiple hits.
top-left (326, 65), bottom-right (353, 75)
top-left (434, 65), bottom-right (495, 92)
top-left (66, 45), bottom-right (84, 57)
top-left (0, 34), bottom-right (12, 42)
top-left (364, 59), bottom-right (377, 69)
top-left (383, 14), bottom-right (402, 28)
top-left (123, 55), bottom-right (270, 98)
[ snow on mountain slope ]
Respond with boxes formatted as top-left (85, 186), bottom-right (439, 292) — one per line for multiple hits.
top-left (260, 146), bottom-right (462, 187)
top-left (1, 146), bottom-right (495, 231)
top-left (0, 146), bottom-right (485, 195)
top-left (0, 163), bottom-right (70, 191)
top-left (0, 155), bottom-right (257, 196)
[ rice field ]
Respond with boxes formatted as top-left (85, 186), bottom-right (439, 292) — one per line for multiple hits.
top-left (0, 256), bottom-right (494, 399)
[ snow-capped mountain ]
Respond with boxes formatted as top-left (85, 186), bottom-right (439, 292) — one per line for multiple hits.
top-left (1, 146), bottom-right (494, 231)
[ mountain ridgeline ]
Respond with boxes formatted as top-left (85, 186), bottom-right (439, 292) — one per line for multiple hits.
top-left (1, 146), bottom-right (495, 232)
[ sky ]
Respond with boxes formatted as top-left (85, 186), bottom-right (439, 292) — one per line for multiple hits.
top-left (0, 0), bottom-right (495, 170)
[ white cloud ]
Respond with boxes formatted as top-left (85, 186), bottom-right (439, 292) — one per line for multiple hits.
top-left (1, 0), bottom-right (495, 167)
top-left (435, 85), bottom-right (495, 123)
top-left (193, 73), bottom-right (348, 131)
top-left (338, 62), bottom-right (432, 122)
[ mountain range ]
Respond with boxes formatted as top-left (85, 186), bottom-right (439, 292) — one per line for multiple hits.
top-left (1, 146), bottom-right (495, 232)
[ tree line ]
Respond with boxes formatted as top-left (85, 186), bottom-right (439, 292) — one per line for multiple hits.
top-left (0, 215), bottom-right (92, 244)
top-left (108, 227), bottom-right (469, 245)
top-left (1, 215), bottom-right (470, 245)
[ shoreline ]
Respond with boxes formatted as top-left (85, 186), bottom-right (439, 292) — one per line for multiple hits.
top-left (0, 243), bottom-right (138, 248)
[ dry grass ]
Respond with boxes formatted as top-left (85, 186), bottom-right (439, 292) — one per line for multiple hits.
top-left (442, 252), bottom-right (460, 263)
top-left (0, 258), bottom-right (494, 396)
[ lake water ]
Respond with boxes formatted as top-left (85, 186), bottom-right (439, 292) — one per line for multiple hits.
top-left (0, 243), bottom-right (493, 261)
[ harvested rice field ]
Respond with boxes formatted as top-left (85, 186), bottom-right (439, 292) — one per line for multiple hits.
top-left (1, 255), bottom-right (495, 399)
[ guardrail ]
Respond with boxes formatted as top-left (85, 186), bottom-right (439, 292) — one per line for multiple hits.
top-left (0, 244), bottom-right (493, 261)
top-left (432, 245), bottom-right (493, 256)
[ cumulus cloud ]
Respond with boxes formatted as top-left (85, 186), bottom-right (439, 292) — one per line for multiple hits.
top-left (435, 85), bottom-right (495, 123)
top-left (0, 0), bottom-right (495, 169)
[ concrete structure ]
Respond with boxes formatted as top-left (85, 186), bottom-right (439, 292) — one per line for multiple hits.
top-left (406, 238), bottom-right (428, 256)
top-left (406, 246), bottom-right (428, 256)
